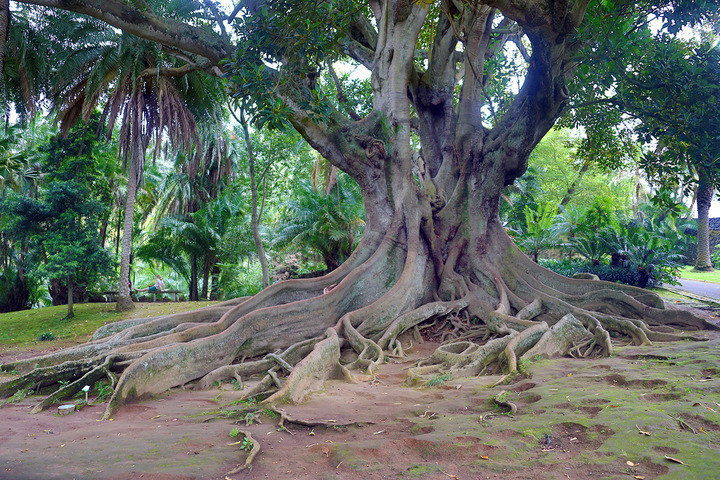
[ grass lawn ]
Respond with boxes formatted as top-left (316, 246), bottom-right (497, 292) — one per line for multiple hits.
top-left (0, 301), bottom-right (215, 351)
top-left (679, 265), bottom-right (720, 283)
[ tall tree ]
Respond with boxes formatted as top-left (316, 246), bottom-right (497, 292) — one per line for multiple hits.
top-left (1, 119), bottom-right (113, 317)
top-left (564, 21), bottom-right (720, 270)
top-left (49, 16), bottom-right (215, 310)
top-left (238, 109), bottom-right (270, 288)
top-left (2, 0), bottom-right (718, 420)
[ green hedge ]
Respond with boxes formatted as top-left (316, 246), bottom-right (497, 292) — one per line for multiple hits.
top-left (539, 259), bottom-right (655, 287)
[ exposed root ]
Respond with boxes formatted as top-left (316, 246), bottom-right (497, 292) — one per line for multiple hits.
top-left (262, 328), bottom-right (348, 406)
top-left (493, 390), bottom-right (517, 414)
top-left (1, 216), bottom-right (715, 429)
top-left (226, 429), bottom-right (260, 475)
top-left (235, 374), bottom-right (277, 402)
top-left (516, 298), bottom-right (542, 320)
top-left (342, 317), bottom-right (383, 374)
top-left (196, 338), bottom-right (318, 390)
top-left (502, 322), bottom-right (548, 373)
top-left (274, 407), bottom-right (373, 428)
top-left (31, 356), bottom-right (117, 413)
top-left (525, 314), bottom-right (597, 359)
top-left (376, 299), bottom-right (468, 349)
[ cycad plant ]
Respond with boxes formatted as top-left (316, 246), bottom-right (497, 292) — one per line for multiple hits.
top-left (511, 203), bottom-right (559, 263)
top-left (274, 174), bottom-right (364, 271)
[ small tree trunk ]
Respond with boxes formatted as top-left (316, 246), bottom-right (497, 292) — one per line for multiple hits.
top-left (114, 206), bottom-right (122, 256)
top-left (116, 153), bottom-right (139, 311)
top-left (695, 171), bottom-right (714, 271)
top-left (67, 278), bottom-right (74, 319)
top-left (240, 111), bottom-right (270, 288)
top-left (559, 158), bottom-right (591, 208)
top-left (0, 0), bottom-right (9, 86)
top-left (209, 264), bottom-right (221, 300)
top-left (201, 255), bottom-right (211, 300)
top-left (190, 254), bottom-right (198, 301)
top-left (99, 179), bottom-right (114, 249)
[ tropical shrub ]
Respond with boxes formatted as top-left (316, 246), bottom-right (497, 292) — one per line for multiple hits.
top-left (273, 175), bottom-right (364, 271)
top-left (508, 203), bottom-right (559, 262)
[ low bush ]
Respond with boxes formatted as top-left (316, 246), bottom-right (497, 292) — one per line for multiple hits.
top-left (540, 258), bottom-right (676, 288)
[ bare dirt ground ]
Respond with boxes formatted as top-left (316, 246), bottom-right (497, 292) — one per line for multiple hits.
top-left (2, 306), bottom-right (720, 480)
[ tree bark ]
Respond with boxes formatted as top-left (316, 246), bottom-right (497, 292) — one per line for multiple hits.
top-left (66, 277), bottom-right (74, 319)
top-left (695, 169), bottom-right (714, 271)
top-left (201, 254), bottom-right (211, 300)
top-left (209, 264), bottom-right (221, 300)
top-left (114, 206), bottom-right (122, 257)
top-left (116, 149), bottom-right (139, 311)
top-left (189, 253), bottom-right (198, 301)
top-left (240, 111), bottom-right (270, 289)
top-left (0, 0), bottom-right (9, 86)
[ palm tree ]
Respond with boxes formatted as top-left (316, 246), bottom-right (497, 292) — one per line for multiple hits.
top-left (51, 17), bottom-right (219, 310)
top-left (141, 129), bottom-right (233, 299)
top-left (136, 193), bottom-right (240, 300)
top-left (0, 6), bottom-right (53, 123)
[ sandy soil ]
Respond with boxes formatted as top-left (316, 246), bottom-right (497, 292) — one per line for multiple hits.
top-left (2, 314), bottom-right (720, 480)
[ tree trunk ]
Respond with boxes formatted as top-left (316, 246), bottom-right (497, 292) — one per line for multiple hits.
top-left (3, 0), bottom-right (716, 422)
top-left (559, 158), bottom-right (591, 207)
top-left (201, 255), bottom-right (211, 300)
top-left (240, 111), bottom-right (270, 289)
top-left (189, 254), bottom-right (198, 301)
top-left (116, 151), bottom-right (139, 311)
top-left (695, 170), bottom-right (714, 271)
top-left (66, 277), bottom-right (74, 319)
top-left (0, 0), bottom-right (9, 87)
top-left (99, 179), bottom-right (114, 249)
top-left (209, 264), bottom-right (221, 300)
top-left (114, 205), bottom-right (122, 257)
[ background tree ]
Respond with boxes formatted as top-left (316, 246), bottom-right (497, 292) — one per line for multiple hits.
top-left (1, 119), bottom-right (113, 317)
top-left (564, 18), bottom-right (720, 270)
top-left (50, 13), bottom-right (220, 310)
top-left (1, 0), bottom-right (718, 421)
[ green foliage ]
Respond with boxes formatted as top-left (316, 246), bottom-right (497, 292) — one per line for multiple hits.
top-left (37, 332), bottom-right (56, 342)
top-left (239, 437), bottom-right (254, 451)
top-left (566, 3), bottom-right (720, 200)
top-left (426, 373), bottom-right (452, 387)
top-left (712, 245), bottom-right (720, 268)
top-left (509, 203), bottom-right (559, 262)
top-left (228, 428), bottom-right (254, 451)
top-left (273, 173), bottom-right (364, 271)
top-left (0, 267), bottom-right (35, 313)
top-left (0, 119), bottom-right (114, 312)
top-left (93, 381), bottom-right (113, 402)
top-left (226, 0), bottom-right (362, 129)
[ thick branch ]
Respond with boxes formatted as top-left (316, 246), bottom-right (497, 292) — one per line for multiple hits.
top-left (139, 61), bottom-right (215, 78)
top-left (327, 61), bottom-right (361, 121)
top-left (16, 0), bottom-right (230, 63)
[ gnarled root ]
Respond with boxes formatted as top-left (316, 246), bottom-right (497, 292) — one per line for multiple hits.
top-left (226, 429), bottom-right (260, 475)
top-left (1, 216), bottom-right (715, 425)
top-left (493, 390), bottom-right (518, 414)
top-left (262, 328), bottom-right (351, 406)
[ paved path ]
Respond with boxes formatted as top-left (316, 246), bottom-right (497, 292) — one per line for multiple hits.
top-left (675, 278), bottom-right (720, 301)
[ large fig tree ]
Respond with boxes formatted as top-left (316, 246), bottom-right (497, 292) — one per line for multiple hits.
top-left (1, 0), bottom-right (717, 419)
